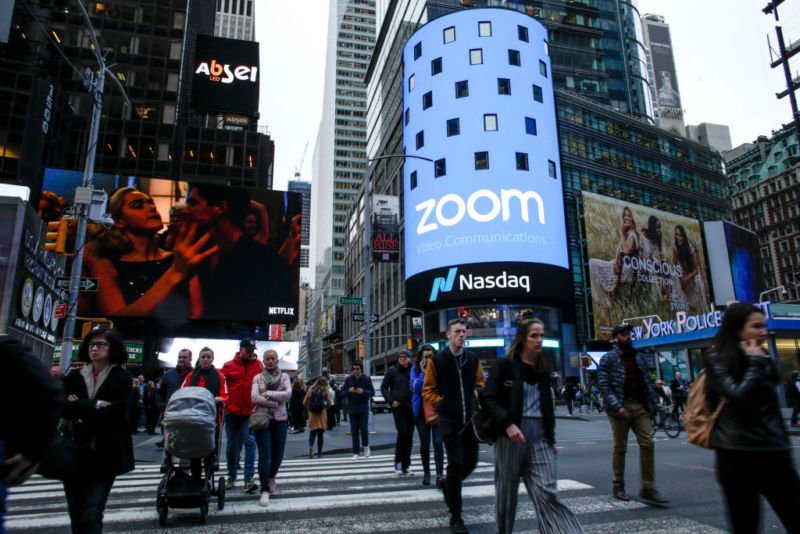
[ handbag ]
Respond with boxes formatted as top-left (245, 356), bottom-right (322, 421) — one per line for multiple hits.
top-left (682, 369), bottom-right (726, 448)
top-left (37, 433), bottom-right (81, 481)
top-left (472, 388), bottom-right (501, 444)
top-left (249, 410), bottom-right (271, 431)
top-left (422, 398), bottom-right (439, 426)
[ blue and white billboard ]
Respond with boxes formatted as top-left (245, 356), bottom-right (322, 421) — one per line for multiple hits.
top-left (402, 8), bottom-right (570, 307)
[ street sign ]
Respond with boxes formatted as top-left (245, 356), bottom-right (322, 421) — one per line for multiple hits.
top-left (339, 296), bottom-right (363, 305)
top-left (55, 277), bottom-right (99, 292)
top-left (53, 303), bottom-right (67, 318)
top-left (352, 313), bottom-right (379, 322)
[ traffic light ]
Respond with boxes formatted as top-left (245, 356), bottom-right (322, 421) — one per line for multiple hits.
top-left (44, 219), bottom-right (69, 254)
top-left (581, 355), bottom-right (593, 369)
top-left (358, 338), bottom-right (364, 358)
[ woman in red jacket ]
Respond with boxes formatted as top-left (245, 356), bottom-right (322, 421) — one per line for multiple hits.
top-left (181, 347), bottom-right (228, 406)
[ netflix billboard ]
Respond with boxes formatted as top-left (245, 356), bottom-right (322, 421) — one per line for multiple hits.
top-left (190, 34), bottom-right (259, 115)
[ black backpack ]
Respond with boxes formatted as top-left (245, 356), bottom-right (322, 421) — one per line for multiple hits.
top-left (309, 390), bottom-right (325, 414)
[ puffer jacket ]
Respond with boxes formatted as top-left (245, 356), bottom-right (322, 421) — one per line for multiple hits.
top-left (597, 345), bottom-right (657, 416)
top-left (251, 371), bottom-right (292, 422)
top-left (220, 352), bottom-right (264, 416)
top-left (704, 349), bottom-right (789, 451)
top-left (381, 363), bottom-right (412, 407)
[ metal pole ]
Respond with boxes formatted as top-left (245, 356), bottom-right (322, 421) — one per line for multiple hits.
top-left (364, 179), bottom-right (372, 376)
top-left (59, 69), bottom-right (104, 374)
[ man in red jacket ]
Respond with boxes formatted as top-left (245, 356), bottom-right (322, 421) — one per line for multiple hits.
top-left (221, 338), bottom-right (263, 493)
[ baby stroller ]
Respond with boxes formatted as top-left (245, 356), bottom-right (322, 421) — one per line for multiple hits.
top-left (156, 387), bottom-right (226, 526)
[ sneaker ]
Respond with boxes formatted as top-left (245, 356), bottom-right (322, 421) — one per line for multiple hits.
top-left (259, 492), bottom-right (270, 506)
top-left (244, 478), bottom-right (259, 494)
top-left (363, 446), bottom-right (370, 458)
top-left (268, 479), bottom-right (276, 493)
top-left (352, 454), bottom-right (359, 461)
top-left (308, 447), bottom-right (314, 459)
top-left (404, 468), bottom-right (415, 476)
top-left (316, 452), bottom-right (323, 459)
top-left (394, 462), bottom-right (403, 475)
top-left (225, 477), bottom-right (236, 490)
top-left (449, 515), bottom-right (468, 534)
top-left (640, 488), bottom-right (669, 504)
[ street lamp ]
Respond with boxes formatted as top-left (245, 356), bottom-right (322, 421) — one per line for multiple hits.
top-left (759, 285), bottom-right (787, 302)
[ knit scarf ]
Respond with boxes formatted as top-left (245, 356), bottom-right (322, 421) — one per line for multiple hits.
top-left (262, 367), bottom-right (282, 391)
top-left (189, 365), bottom-right (221, 397)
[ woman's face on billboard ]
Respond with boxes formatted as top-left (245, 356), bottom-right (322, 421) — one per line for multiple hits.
top-left (116, 190), bottom-right (162, 234)
top-left (621, 207), bottom-right (633, 228)
top-left (675, 227), bottom-right (685, 246)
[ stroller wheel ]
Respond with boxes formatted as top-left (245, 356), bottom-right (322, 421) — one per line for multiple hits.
top-left (218, 477), bottom-right (226, 510)
top-left (199, 503), bottom-right (208, 524)
top-left (157, 500), bottom-right (168, 527)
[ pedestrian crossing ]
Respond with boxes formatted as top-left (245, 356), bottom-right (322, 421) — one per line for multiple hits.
top-left (5, 453), bottom-right (725, 533)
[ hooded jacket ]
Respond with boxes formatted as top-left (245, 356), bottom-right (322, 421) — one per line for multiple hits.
top-left (220, 352), bottom-right (263, 416)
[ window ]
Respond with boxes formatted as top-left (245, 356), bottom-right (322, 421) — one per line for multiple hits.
top-left (444, 26), bottom-right (455, 43)
top-left (484, 114), bottom-right (498, 131)
top-left (533, 84), bottom-right (543, 102)
top-left (410, 170), bottom-right (417, 190)
top-left (416, 131), bottom-right (424, 149)
top-left (435, 158), bottom-right (446, 177)
top-left (525, 117), bottom-right (537, 135)
top-left (447, 118), bottom-right (460, 137)
top-left (431, 57), bottom-right (442, 75)
top-left (475, 151), bottom-right (489, 170)
top-left (548, 160), bottom-right (557, 178)
top-left (423, 91), bottom-right (432, 110)
top-left (404, 108), bottom-right (410, 125)
top-left (455, 80), bottom-right (469, 98)
top-left (539, 60), bottom-right (547, 77)
top-left (408, 74), bottom-right (415, 92)
top-left (479, 21), bottom-right (491, 37)
top-left (470, 48), bottom-right (483, 65)
top-left (508, 49), bottom-right (520, 66)
top-left (498, 78), bottom-right (511, 95)
top-left (518, 25), bottom-right (529, 42)
top-left (544, 40), bottom-right (549, 55)
top-left (413, 42), bottom-right (422, 60)
top-left (516, 152), bottom-right (529, 171)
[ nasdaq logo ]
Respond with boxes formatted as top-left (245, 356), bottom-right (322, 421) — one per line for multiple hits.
top-left (429, 267), bottom-right (458, 302)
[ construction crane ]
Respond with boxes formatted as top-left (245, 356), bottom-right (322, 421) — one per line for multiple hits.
top-left (294, 141), bottom-right (309, 180)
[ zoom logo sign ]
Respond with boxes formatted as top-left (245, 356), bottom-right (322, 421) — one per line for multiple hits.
top-left (429, 267), bottom-right (532, 302)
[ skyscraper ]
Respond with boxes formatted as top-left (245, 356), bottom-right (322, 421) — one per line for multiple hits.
top-left (289, 179), bottom-right (312, 285)
top-left (215, 0), bottom-right (255, 41)
top-left (641, 13), bottom-right (685, 133)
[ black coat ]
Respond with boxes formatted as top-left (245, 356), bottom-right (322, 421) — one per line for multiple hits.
top-left (381, 363), bottom-right (413, 407)
top-left (63, 365), bottom-right (135, 479)
top-left (704, 349), bottom-right (789, 451)
top-left (482, 356), bottom-right (555, 445)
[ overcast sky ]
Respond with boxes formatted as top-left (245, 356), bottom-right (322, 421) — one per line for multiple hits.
top-left (255, 1), bottom-right (800, 191)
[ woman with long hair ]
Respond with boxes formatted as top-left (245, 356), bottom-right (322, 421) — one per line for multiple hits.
top-left (250, 350), bottom-right (291, 506)
top-left (303, 377), bottom-right (332, 458)
top-left (589, 205), bottom-right (639, 307)
top-left (181, 347), bottom-right (227, 406)
top-left (483, 313), bottom-right (583, 534)
top-left (87, 187), bottom-right (216, 318)
top-left (289, 378), bottom-right (307, 434)
top-left (61, 327), bottom-right (134, 533)
top-left (704, 302), bottom-right (799, 533)
top-left (671, 224), bottom-right (708, 313)
top-left (410, 344), bottom-right (445, 487)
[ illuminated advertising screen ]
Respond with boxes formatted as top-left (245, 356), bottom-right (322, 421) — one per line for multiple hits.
top-left (402, 9), bottom-right (570, 308)
top-left (584, 192), bottom-right (712, 339)
top-left (190, 34), bottom-right (260, 115)
top-left (704, 220), bottom-right (762, 305)
top-left (42, 170), bottom-right (301, 324)
top-left (372, 194), bottom-right (400, 263)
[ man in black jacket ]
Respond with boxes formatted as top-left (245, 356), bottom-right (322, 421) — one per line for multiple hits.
top-left (156, 348), bottom-right (192, 453)
top-left (382, 349), bottom-right (415, 476)
top-left (422, 318), bottom-right (485, 534)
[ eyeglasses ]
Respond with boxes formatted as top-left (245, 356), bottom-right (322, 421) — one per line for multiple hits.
top-left (351, 367), bottom-right (361, 371)
top-left (398, 355), bottom-right (410, 359)
top-left (88, 341), bottom-right (110, 349)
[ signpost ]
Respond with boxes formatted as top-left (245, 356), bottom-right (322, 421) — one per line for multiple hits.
top-left (352, 313), bottom-right (379, 322)
top-left (56, 276), bottom-right (98, 292)
top-left (339, 296), bottom-right (363, 306)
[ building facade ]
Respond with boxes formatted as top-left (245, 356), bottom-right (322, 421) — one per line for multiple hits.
top-left (686, 122), bottom-right (733, 153)
top-left (214, 0), bottom-right (254, 41)
top-left (288, 179), bottom-right (312, 285)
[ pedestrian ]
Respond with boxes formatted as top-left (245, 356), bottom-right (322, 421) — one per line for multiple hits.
top-left (382, 349), bottom-right (415, 476)
top-left (422, 318), bottom-right (485, 534)
top-left (483, 314), bottom-right (584, 534)
top-left (61, 327), bottom-right (135, 534)
top-left (142, 381), bottom-right (160, 434)
top-left (220, 338), bottom-right (263, 494)
top-left (597, 323), bottom-right (668, 503)
top-left (303, 377), bottom-right (332, 458)
top-left (331, 379), bottom-right (342, 426)
top-left (669, 371), bottom-right (687, 415)
top-left (344, 361), bottom-right (374, 460)
top-left (129, 379), bottom-right (141, 434)
top-left (411, 344), bottom-right (445, 487)
top-left (289, 378), bottom-right (306, 434)
top-left (563, 381), bottom-right (575, 416)
top-left (156, 348), bottom-right (192, 457)
top-left (0, 337), bottom-right (63, 534)
top-left (250, 350), bottom-right (291, 506)
top-left (704, 302), bottom-right (800, 533)
top-left (326, 379), bottom-right (337, 430)
top-left (588, 383), bottom-right (601, 413)
top-left (788, 369), bottom-right (800, 428)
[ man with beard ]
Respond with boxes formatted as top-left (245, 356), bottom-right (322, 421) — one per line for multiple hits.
top-left (598, 324), bottom-right (668, 504)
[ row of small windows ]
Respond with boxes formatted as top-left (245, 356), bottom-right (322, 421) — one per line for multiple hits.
top-left (409, 115), bottom-right (537, 142)
top-left (410, 54), bottom-right (547, 86)
top-left (409, 156), bottom-right (557, 188)
top-left (413, 22), bottom-right (541, 61)
top-left (408, 77), bottom-right (544, 103)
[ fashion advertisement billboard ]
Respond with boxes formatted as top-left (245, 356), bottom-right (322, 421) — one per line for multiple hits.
top-left (42, 170), bottom-right (301, 324)
top-left (190, 34), bottom-right (260, 115)
top-left (402, 9), bottom-right (570, 308)
top-left (584, 192), bottom-right (711, 339)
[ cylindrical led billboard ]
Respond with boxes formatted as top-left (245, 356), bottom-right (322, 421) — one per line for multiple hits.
top-left (402, 8), bottom-right (569, 308)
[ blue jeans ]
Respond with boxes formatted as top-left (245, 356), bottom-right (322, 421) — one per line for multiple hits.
top-left (415, 414), bottom-right (444, 477)
top-left (349, 413), bottom-right (369, 454)
top-left (225, 414), bottom-right (256, 480)
top-left (253, 420), bottom-right (287, 492)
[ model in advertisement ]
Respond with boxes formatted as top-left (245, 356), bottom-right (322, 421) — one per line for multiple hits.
top-left (671, 225), bottom-right (707, 313)
top-left (588, 206), bottom-right (639, 306)
top-left (640, 216), bottom-right (669, 300)
top-left (86, 187), bottom-right (213, 319)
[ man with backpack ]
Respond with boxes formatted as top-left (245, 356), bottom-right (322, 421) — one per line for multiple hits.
top-left (382, 350), bottom-right (415, 476)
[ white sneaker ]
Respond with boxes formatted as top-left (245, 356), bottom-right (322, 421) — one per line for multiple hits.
top-left (259, 492), bottom-right (270, 506)
top-left (363, 446), bottom-right (371, 458)
top-left (405, 469), bottom-right (415, 476)
top-left (352, 454), bottom-right (359, 461)
top-left (394, 462), bottom-right (403, 475)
